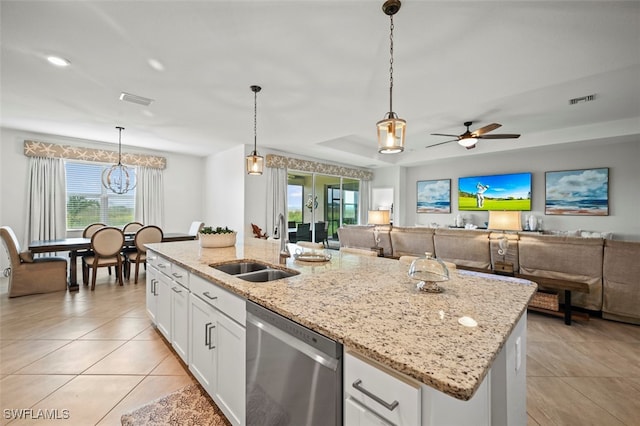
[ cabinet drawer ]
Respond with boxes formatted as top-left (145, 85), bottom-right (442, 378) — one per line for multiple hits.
top-left (190, 274), bottom-right (245, 325)
top-left (345, 352), bottom-right (421, 426)
top-left (169, 263), bottom-right (190, 290)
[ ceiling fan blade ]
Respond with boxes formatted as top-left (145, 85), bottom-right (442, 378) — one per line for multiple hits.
top-left (425, 139), bottom-right (457, 148)
top-left (472, 123), bottom-right (501, 136)
top-left (430, 133), bottom-right (459, 138)
top-left (478, 134), bottom-right (521, 139)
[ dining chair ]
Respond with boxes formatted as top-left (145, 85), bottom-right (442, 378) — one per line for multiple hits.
top-left (314, 222), bottom-right (329, 247)
top-left (82, 227), bottom-right (125, 290)
top-left (123, 221), bottom-right (144, 234)
top-left (0, 226), bottom-right (68, 297)
top-left (125, 225), bottom-right (163, 284)
top-left (188, 221), bottom-right (204, 238)
top-left (81, 222), bottom-right (108, 278)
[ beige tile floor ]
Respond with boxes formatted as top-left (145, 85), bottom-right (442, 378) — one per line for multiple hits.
top-left (1, 269), bottom-right (639, 425)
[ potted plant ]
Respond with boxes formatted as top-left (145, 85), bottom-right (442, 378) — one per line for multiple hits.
top-left (199, 226), bottom-right (237, 248)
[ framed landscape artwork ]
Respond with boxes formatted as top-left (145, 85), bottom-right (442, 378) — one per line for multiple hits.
top-left (417, 179), bottom-right (451, 213)
top-left (545, 168), bottom-right (609, 216)
top-left (458, 172), bottom-right (532, 211)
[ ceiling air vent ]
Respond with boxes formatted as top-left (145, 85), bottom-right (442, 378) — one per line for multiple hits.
top-left (569, 94), bottom-right (596, 105)
top-left (119, 92), bottom-right (154, 106)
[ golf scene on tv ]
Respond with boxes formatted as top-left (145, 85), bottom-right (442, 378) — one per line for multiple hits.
top-left (458, 172), bottom-right (531, 211)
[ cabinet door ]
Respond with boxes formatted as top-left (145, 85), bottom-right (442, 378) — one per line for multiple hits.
top-left (214, 312), bottom-right (246, 426)
top-left (345, 397), bottom-right (394, 426)
top-left (155, 273), bottom-right (172, 341)
top-left (189, 293), bottom-right (217, 394)
top-left (171, 282), bottom-right (189, 363)
top-left (145, 266), bottom-right (158, 323)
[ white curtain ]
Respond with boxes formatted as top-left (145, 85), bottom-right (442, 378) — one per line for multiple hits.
top-left (25, 157), bottom-right (67, 245)
top-left (359, 179), bottom-right (371, 225)
top-left (266, 167), bottom-right (287, 238)
top-left (135, 166), bottom-right (164, 227)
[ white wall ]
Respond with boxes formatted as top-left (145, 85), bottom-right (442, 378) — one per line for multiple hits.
top-left (374, 138), bottom-right (640, 241)
top-left (0, 127), bottom-right (205, 246)
top-left (204, 145), bottom-right (247, 240)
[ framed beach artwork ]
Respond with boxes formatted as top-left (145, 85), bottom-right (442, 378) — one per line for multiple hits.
top-left (545, 168), bottom-right (609, 215)
top-left (417, 179), bottom-right (451, 213)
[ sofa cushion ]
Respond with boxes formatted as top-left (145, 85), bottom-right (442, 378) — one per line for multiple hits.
top-left (518, 234), bottom-right (603, 310)
top-left (390, 226), bottom-right (435, 257)
top-left (433, 228), bottom-right (491, 270)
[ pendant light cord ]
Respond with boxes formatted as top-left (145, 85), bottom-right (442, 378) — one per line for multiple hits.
top-left (116, 126), bottom-right (124, 165)
top-left (389, 14), bottom-right (394, 114)
top-left (253, 90), bottom-right (258, 153)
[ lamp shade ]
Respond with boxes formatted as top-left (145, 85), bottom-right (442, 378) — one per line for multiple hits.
top-left (488, 211), bottom-right (522, 231)
top-left (368, 210), bottom-right (390, 225)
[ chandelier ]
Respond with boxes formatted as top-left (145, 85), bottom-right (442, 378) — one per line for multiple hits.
top-left (246, 85), bottom-right (264, 175)
top-left (102, 126), bottom-right (136, 194)
top-left (377, 0), bottom-right (406, 154)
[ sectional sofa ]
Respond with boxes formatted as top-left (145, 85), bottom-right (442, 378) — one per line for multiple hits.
top-left (336, 225), bottom-right (640, 325)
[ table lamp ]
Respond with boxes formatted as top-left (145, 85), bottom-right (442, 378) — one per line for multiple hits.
top-left (488, 211), bottom-right (522, 274)
top-left (368, 210), bottom-right (390, 254)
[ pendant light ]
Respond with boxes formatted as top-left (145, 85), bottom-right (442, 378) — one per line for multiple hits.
top-left (102, 126), bottom-right (136, 194)
top-left (246, 85), bottom-right (264, 175)
top-left (377, 0), bottom-right (406, 154)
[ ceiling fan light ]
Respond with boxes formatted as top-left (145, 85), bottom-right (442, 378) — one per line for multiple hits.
top-left (458, 137), bottom-right (478, 148)
top-left (377, 116), bottom-right (406, 154)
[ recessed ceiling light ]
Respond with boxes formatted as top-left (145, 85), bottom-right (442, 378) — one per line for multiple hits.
top-left (46, 56), bottom-right (71, 67)
top-left (148, 58), bottom-right (165, 71)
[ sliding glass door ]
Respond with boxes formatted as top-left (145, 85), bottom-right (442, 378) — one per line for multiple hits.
top-left (287, 171), bottom-right (360, 248)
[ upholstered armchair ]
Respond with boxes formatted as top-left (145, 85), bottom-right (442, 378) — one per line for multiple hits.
top-left (0, 226), bottom-right (67, 297)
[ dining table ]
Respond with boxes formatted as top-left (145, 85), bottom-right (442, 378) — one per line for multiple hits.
top-left (29, 233), bottom-right (195, 291)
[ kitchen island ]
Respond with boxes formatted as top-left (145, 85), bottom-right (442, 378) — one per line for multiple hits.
top-left (146, 237), bottom-right (536, 425)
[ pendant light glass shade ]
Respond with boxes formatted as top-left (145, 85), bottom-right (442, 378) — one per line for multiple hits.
top-left (377, 0), bottom-right (405, 154)
top-left (377, 114), bottom-right (406, 154)
top-left (246, 153), bottom-right (264, 175)
top-left (246, 85), bottom-right (264, 175)
top-left (102, 126), bottom-right (136, 194)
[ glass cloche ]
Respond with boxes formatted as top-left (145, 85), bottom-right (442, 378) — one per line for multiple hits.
top-left (408, 252), bottom-right (450, 293)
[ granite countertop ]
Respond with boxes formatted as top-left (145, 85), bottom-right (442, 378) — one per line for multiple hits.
top-left (147, 237), bottom-right (536, 401)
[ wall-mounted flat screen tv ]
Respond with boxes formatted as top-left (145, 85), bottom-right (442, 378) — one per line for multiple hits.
top-left (458, 172), bottom-right (531, 211)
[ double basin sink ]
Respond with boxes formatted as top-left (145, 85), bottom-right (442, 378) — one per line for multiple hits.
top-left (210, 260), bottom-right (299, 282)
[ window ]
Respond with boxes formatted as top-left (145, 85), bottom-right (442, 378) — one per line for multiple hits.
top-left (287, 184), bottom-right (303, 224)
top-left (65, 161), bottom-right (136, 230)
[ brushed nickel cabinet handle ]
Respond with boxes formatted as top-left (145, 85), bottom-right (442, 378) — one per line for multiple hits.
top-left (202, 291), bottom-right (218, 300)
top-left (352, 379), bottom-right (399, 411)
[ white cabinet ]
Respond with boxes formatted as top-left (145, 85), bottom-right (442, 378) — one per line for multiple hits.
top-left (155, 272), bottom-right (172, 340)
top-left (145, 264), bottom-right (159, 323)
top-left (189, 292), bottom-right (217, 392)
top-left (170, 280), bottom-right (189, 362)
top-left (344, 352), bottom-right (421, 426)
top-left (213, 309), bottom-right (245, 426)
top-left (189, 273), bottom-right (245, 426)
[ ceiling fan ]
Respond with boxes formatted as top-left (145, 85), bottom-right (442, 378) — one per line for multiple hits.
top-left (427, 121), bottom-right (520, 150)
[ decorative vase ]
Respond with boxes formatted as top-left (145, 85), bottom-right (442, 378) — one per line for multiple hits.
top-left (199, 232), bottom-right (237, 248)
top-left (528, 215), bottom-right (537, 231)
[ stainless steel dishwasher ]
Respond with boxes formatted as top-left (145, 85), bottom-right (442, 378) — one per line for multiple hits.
top-left (246, 300), bottom-right (343, 426)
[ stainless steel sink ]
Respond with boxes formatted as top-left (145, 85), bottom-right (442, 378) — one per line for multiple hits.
top-left (235, 268), bottom-right (299, 282)
top-left (211, 261), bottom-right (268, 275)
top-left (210, 260), bottom-right (299, 282)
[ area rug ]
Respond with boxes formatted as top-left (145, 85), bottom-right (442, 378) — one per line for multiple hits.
top-left (121, 383), bottom-right (231, 426)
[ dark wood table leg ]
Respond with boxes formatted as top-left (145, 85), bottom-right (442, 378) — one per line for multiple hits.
top-left (564, 289), bottom-right (572, 325)
top-left (68, 250), bottom-right (80, 292)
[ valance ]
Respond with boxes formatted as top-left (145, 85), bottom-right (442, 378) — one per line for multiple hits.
top-left (23, 140), bottom-right (166, 169)
top-left (266, 154), bottom-right (372, 181)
